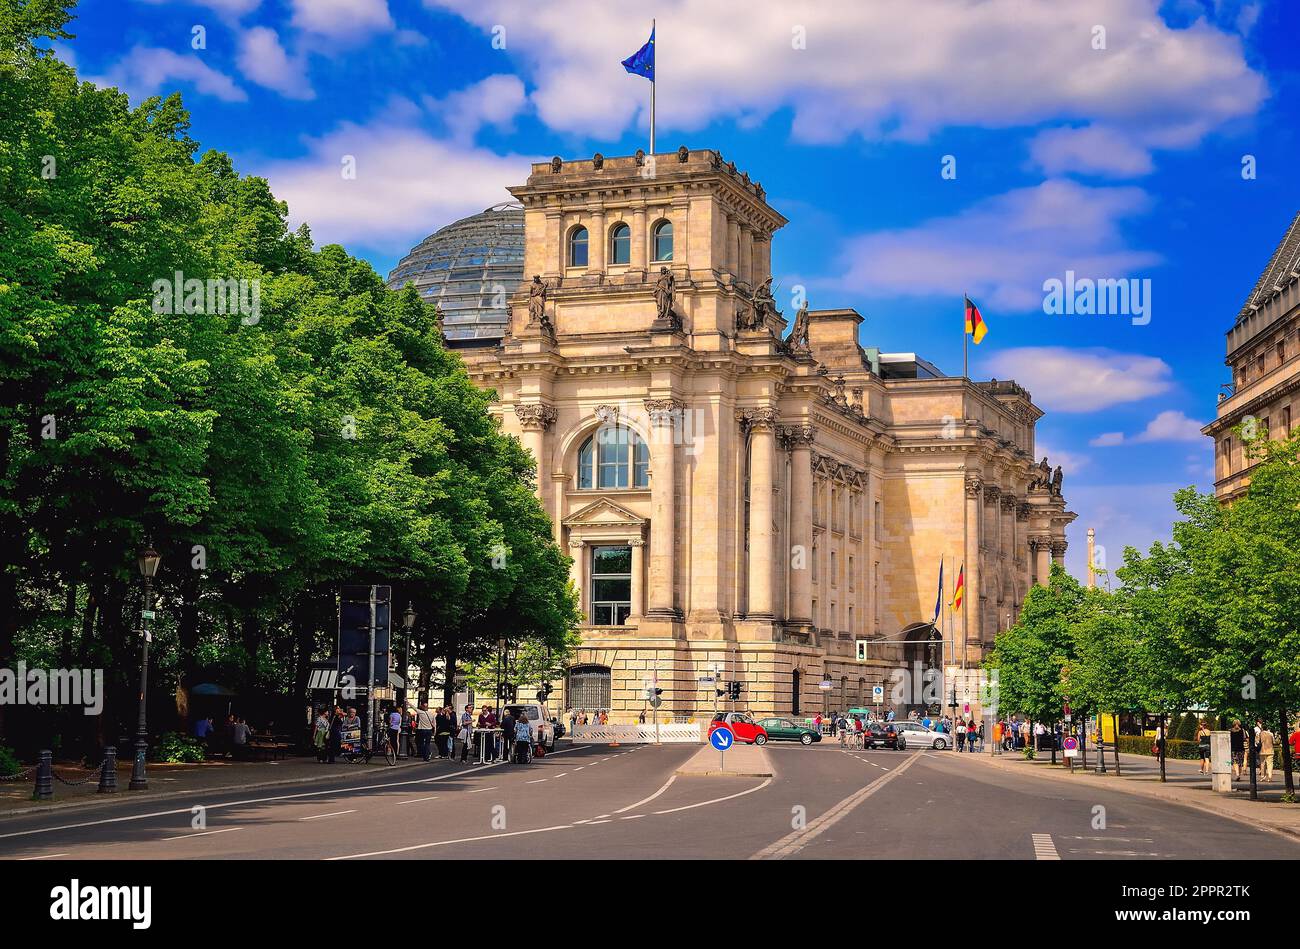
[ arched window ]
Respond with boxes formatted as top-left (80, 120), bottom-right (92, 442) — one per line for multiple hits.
top-left (651, 220), bottom-right (673, 262)
top-left (610, 223), bottom-right (631, 265)
top-left (567, 664), bottom-right (611, 710)
top-left (577, 426), bottom-right (650, 489)
top-left (568, 226), bottom-right (589, 267)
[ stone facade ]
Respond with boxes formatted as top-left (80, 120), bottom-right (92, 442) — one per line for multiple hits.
top-left (458, 148), bottom-right (1075, 722)
top-left (1204, 211), bottom-right (1300, 501)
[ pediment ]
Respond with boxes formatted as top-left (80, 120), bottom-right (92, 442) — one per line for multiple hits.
top-left (563, 497), bottom-right (645, 528)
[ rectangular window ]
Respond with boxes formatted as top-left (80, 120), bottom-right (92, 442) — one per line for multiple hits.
top-left (874, 501), bottom-right (883, 541)
top-left (1283, 407), bottom-right (1292, 438)
top-left (590, 545), bottom-right (632, 626)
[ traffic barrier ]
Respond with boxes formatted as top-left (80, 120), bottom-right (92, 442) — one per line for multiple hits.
top-left (571, 723), bottom-right (702, 744)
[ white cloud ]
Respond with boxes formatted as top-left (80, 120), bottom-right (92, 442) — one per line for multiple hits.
top-left (1089, 409), bottom-right (1206, 445)
top-left (424, 0), bottom-right (1264, 154)
top-left (1029, 125), bottom-right (1155, 177)
top-left (237, 26), bottom-right (314, 100)
top-left (982, 347), bottom-right (1174, 413)
top-left (91, 45), bottom-right (246, 103)
top-left (256, 117), bottom-right (539, 252)
top-left (290, 0), bottom-right (393, 39)
top-left (1061, 481), bottom-right (1189, 580)
top-left (830, 180), bottom-right (1160, 311)
top-left (423, 74), bottom-right (527, 142)
top-left (1033, 442), bottom-right (1090, 475)
top-left (135, 0), bottom-right (261, 16)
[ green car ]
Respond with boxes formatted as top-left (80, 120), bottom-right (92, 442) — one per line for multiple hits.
top-left (756, 718), bottom-right (822, 745)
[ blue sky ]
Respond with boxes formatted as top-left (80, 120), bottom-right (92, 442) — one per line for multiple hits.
top-left (52, 0), bottom-right (1300, 577)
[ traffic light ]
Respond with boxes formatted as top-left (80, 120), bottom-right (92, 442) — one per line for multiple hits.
top-left (728, 680), bottom-right (742, 701)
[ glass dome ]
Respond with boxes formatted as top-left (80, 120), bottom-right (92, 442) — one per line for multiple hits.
top-left (386, 202), bottom-right (525, 345)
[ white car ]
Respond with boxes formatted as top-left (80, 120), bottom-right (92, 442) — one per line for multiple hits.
top-left (505, 703), bottom-right (556, 750)
top-left (893, 721), bottom-right (951, 750)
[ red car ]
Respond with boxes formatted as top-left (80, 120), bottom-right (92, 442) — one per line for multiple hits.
top-left (709, 712), bottom-right (769, 745)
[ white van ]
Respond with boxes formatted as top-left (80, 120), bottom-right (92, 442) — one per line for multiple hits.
top-left (504, 703), bottom-right (556, 750)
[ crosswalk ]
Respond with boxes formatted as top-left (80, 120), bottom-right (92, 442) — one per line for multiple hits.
top-left (1031, 833), bottom-right (1060, 860)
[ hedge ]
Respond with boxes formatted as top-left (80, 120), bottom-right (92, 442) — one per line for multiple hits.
top-left (1116, 734), bottom-right (1285, 767)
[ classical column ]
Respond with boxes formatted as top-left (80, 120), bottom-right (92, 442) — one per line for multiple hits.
top-left (727, 216), bottom-right (740, 280)
top-left (738, 225), bottom-right (754, 287)
top-left (645, 398), bottom-right (682, 619)
top-left (589, 208), bottom-right (606, 273)
top-left (782, 424), bottom-right (817, 626)
top-left (1051, 539), bottom-right (1068, 569)
top-left (1017, 502), bottom-right (1032, 595)
top-left (568, 539), bottom-right (586, 620)
top-left (964, 476), bottom-right (982, 653)
top-left (629, 537), bottom-right (645, 622)
top-left (513, 403), bottom-right (556, 502)
top-left (1000, 494), bottom-right (1017, 566)
top-left (1033, 536), bottom-right (1052, 586)
top-left (738, 407), bottom-right (779, 618)
top-left (631, 205), bottom-right (648, 276)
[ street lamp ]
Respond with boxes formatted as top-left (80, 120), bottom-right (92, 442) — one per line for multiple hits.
top-left (129, 544), bottom-right (161, 790)
top-left (401, 603), bottom-right (416, 708)
top-left (496, 636), bottom-right (507, 716)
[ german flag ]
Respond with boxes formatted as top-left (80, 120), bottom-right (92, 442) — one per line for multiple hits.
top-left (952, 563), bottom-right (965, 612)
top-left (964, 295), bottom-right (988, 344)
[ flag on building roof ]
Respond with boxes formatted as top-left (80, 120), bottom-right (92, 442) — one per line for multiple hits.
top-left (621, 27), bottom-right (655, 81)
top-left (964, 295), bottom-right (988, 344)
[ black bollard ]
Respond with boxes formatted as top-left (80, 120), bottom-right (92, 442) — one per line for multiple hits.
top-left (98, 746), bottom-right (118, 793)
top-left (34, 750), bottom-right (53, 801)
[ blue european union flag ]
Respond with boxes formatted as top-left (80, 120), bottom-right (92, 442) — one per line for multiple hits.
top-left (621, 27), bottom-right (654, 82)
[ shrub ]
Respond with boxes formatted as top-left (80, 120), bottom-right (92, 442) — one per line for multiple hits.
top-left (0, 744), bottom-right (20, 776)
top-left (154, 732), bottom-right (206, 763)
top-left (1174, 714), bottom-right (1198, 742)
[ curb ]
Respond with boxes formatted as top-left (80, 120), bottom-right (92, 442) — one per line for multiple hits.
top-left (947, 751), bottom-right (1300, 844)
top-left (675, 768), bottom-right (774, 778)
top-left (0, 756), bottom-right (444, 821)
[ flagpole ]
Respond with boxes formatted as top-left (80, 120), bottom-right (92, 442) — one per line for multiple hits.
top-left (649, 18), bottom-right (656, 155)
top-left (962, 293), bottom-right (969, 380)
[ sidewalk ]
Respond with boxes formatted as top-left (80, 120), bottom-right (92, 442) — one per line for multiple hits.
top-left (949, 746), bottom-right (1300, 840)
top-left (0, 753), bottom-right (440, 818)
top-left (676, 743), bottom-right (773, 778)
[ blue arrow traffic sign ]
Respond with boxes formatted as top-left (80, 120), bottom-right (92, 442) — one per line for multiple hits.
top-left (710, 726), bottom-right (734, 751)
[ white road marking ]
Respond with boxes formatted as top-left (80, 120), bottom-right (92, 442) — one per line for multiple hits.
top-left (300, 810), bottom-right (356, 821)
top-left (19, 853), bottom-right (68, 860)
top-left (752, 752), bottom-right (923, 859)
top-left (0, 764), bottom-right (499, 841)
top-left (614, 774), bottom-right (676, 814)
top-left (620, 815), bottom-right (644, 820)
top-left (467, 787), bottom-right (497, 794)
top-left (395, 796), bottom-right (440, 805)
top-left (553, 772), bottom-right (567, 778)
top-left (1032, 833), bottom-right (1060, 860)
top-left (526, 779), bottom-right (547, 784)
top-left (329, 824), bottom-right (574, 859)
top-left (655, 778), bottom-right (772, 815)
top-left (159, 827), bottom-right (242, 841)
top-left (588, 819), bottom-right (612, 825)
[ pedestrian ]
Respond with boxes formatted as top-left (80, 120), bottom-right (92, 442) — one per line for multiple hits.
top-left (1195, 719), bottom-right (1211, 774)
top-left (415, 703), bottom-right (434, 761)
top-left (499, 707), bottom-right (515, 764)
top-left (514, 708), bottom-right (534, 763)
top-left (327, 708), bottom-right (343, 764)
top-left (638, 710), bottom-right (646, 724)
top-left (312, 708), bottom-right (330, 762)
top-left (1230, 720), bottom-right (1246, 779)
top-left (570, 710), bottom-right (578, 733)
top-left (1257, 720), bottom-right (1275, 782)
top-left (956, 720), bottom-right (967, 752)
top-left (388, 705), bottom-right (403, 758)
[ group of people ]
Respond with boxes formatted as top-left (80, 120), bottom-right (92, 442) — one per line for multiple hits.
top-left (568, 710), bottom-right (608, 730)
top-left (1223, 718), bottom-right (1297, 782)
top-left (192, 714), bottom-right (267, 758)
top-left (310, 703), bottom-right (539, 764)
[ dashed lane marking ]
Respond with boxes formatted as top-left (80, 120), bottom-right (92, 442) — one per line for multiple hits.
top-left (300, 810), bottom-right (357, 821)
top-left (395, 796), bottom-right (440, 805)
top-left (159, 827), bottom-right (242, 841)
top-left (1032, 833), bottom-right (1060, 860)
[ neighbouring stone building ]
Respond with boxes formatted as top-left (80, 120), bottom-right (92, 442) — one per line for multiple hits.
top-left (413, 147), bottom-right (1074, 722)
top-left (1204, 211), bottom-right (1300, 501)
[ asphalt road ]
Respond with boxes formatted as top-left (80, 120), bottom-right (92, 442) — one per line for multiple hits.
top-left (2, 740), bottom-right (1298, 860)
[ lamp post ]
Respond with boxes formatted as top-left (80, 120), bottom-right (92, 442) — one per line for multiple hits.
top-left (401, 603), bottom-right (416, 708)
top-left (129, 544), bottom-right (161, 790)
top-left (496, 636), bottom-right (507, 717)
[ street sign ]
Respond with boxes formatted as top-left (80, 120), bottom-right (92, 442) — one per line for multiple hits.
top-left (1063, 736), bottom-right (1079, 758)
top-left (140, 610), bottom-right (156, 620)
top-left (872, 685), bottom-right (884, 701)
top-left (697, 676), bottom-right (715, 684)
top-left (818, 679), bottom-right (833, 691)
top-left (648, 695), bottom-right (662, 709)
top-left (709, 726), bottom-right (734, 751)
